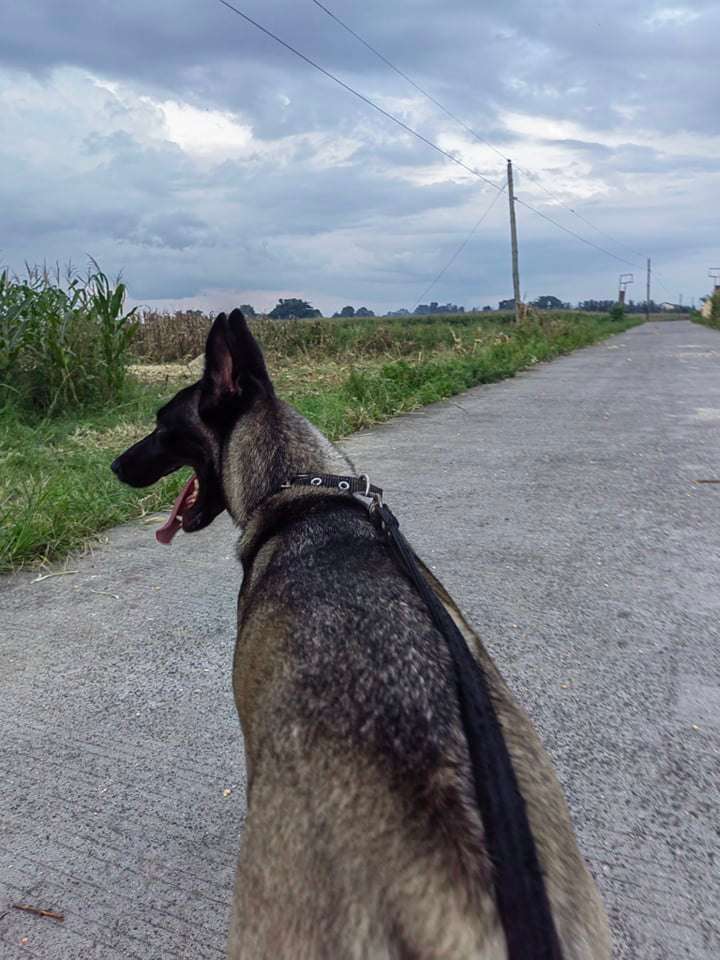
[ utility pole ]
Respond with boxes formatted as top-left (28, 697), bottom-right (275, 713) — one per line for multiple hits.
top-left (645, 258), bottom-right (651, 321)
top-left (507, 159), bottom-right (521, 323)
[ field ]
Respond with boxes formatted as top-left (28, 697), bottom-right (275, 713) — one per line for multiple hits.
top-left (1, 305), bottom-right (641, 572)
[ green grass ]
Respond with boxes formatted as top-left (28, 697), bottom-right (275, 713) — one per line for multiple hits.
top-left (0, 312), bottom-right (640, 572)
top-left (0, 387), bottom-right (188, 571)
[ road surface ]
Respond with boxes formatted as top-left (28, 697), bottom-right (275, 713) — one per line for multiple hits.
top-left (1, 320), bottom-right (718, 958)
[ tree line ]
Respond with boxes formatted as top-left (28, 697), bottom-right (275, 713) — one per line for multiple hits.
top-left (245, 295), bottom-right (693, 320)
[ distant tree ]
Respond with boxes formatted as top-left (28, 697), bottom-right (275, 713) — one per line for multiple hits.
top-left (239, 303), bottom-right (256, 317)
top-left (355, 306), bottom-right (375, 317)
top-left (531, 295), bottom-right (564, 310)
top-left (332, 305), bottom-right (355, 318)
top-left (384, 308), bottom-right (410, 317)
top-left (268, 298), bottom-right (321, 319)
top-left (498, 298), bottom-right (515, 311)
top-left (579, 300), bottom-right (614, 312)
top-left (413, 301), bottom-right (464, 316)
top-left (482, 305), bottom-right (492, 312)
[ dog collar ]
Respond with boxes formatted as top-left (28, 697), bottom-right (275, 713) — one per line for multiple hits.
top-left (281, 473), bottom-right (383, 499)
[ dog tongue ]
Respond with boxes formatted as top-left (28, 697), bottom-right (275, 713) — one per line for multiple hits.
top-left (156, 475), bottom-right (198, 545)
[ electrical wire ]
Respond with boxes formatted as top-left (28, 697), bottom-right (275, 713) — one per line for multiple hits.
top-left (514, 198), bottom-right (640, 268)
top-left (216, 0), bottom-right (503, 192)
top-left (651, 271), bottom-right (674, 299)
top-left (310, 0), bottom-right (507, 162)
top-left (413, 185), bottom-right (507, 309)
top-left (310, 0), bottom-right (656, 270)
top-left (217, 0), bottom-right (671, 292)
top-left (515, 172), bottom-right (649, 262)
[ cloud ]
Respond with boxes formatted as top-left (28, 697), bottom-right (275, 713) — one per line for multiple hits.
top-left (645, 6), bottom-right (701, 28)
top-left (0, 1), bottom-right (718, 312)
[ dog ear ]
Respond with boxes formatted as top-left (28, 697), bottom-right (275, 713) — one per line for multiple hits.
top-left (200, 309), bottom-right (271, 420)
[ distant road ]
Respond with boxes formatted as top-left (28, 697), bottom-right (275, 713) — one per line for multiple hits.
top-left (1, 320), bottom-right (718, 958)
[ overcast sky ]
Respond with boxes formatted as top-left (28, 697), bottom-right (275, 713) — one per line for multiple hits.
top-left (1, 0), bottom-right (718, 314)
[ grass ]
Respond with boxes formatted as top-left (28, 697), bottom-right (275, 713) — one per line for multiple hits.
top-left (0, 312), bottom-right (641, 572)
top-left (131, 308), bottom-right (521, 362)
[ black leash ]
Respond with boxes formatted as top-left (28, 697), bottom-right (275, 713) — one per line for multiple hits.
top-left (373, 500), bottom-right (563, 960)
top-left (283, 474), bottom-right (563, 960)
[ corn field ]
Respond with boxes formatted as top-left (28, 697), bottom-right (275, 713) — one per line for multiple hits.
top-left (0, 264), bottom-right (138, 414)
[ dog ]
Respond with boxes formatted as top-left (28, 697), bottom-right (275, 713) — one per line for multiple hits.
top-left (112, 309), bottom-right (611, 959)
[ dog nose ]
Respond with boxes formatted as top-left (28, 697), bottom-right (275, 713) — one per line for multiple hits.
top-left (110, 458), bottom-right (123, 479)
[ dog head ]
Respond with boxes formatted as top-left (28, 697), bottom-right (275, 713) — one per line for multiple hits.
top-left (111, 308), bottom-right (274, 543)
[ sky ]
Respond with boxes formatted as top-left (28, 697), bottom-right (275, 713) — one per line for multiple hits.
top-left (1, 0), bottom-right (718, 315)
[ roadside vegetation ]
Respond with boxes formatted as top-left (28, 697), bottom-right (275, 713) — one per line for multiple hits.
top-left (1, 268), bottom-right (641, 571)
top-left (692, 292), bottom-right (720, 331)
top-left (0, 264), bottom-right (138, 415)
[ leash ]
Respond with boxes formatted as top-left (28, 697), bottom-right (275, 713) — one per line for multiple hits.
top-left (283, 474), bottom-right (563, 960)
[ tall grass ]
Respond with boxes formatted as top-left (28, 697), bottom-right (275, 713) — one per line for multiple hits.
top-left (0, 264), bottom-right (138, 414)
top-left (133, 308), bottom-right (522, 364)
top-left (132, 310), bottom-right (212, 362)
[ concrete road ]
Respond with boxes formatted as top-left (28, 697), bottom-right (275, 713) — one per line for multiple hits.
top-left (1, 319), bottom-right (718, 959)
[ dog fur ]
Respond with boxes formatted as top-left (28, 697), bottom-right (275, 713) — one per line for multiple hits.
top-left (112, 309), bottom-right (611, 959)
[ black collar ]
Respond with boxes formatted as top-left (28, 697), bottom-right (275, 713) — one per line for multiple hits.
top-left (281, 472), bottom-right (383, 499)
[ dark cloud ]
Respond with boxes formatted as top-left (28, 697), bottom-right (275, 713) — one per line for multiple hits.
top-left (0, 0), bottom-right (717, 311)
top-left (4, 0), bottom-right (718, 135)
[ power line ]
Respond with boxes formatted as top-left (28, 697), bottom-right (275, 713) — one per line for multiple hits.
top-left (514, 172), bottom-right (649, 262)
top-left (310, 0), bottom-right (654, 269)
top-left (413, 185), bottom-right (507, 309)
top-left (310, 0), bottom-right (506, 162)
top-left (216, 0), bottom-right (503, 192)
top-left (514, 197), bottom-right (641, 269)
top-left (217, 0), bottom-right (667, 284)
top-left (651, 271), bottom-right (674, 298)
